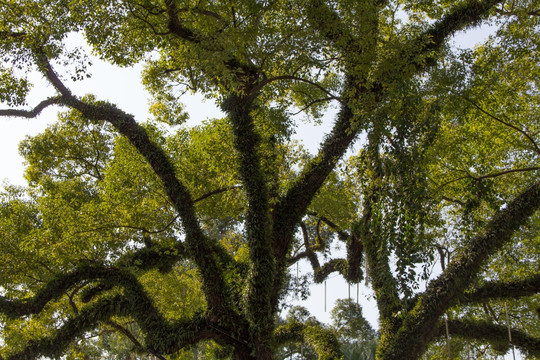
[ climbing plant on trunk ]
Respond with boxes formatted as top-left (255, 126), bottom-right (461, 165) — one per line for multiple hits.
top-left (0, 0), bottom-right (539, 359)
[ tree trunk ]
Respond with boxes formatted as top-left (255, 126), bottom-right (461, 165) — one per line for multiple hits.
top-left (234, 343), bottom-right (273, 360)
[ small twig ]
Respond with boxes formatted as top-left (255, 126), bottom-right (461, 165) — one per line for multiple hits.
top-left (435, 167), bottom-right (540, 191)
top-left (450, 89), bottom-right (540, 155)
top-left (252, 75), bottom-right (343, 102)
top-left (0, 97), bottom-right (65, 118)
top-left (441, 196), bottom-right (465, 206)
top-left (193, 185), bottom-right (242, 203)
top-left (291, 97), bottom-right (335, 116)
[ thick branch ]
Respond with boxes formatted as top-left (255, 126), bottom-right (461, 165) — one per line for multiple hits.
top-left (1, 262), bottom-right (217, 359)
top-left (116, 241), bottom-right (187, 273)
top-left (164, 0), bottom-right (199, 42)
top-left (293, 222), bottom-right (357, 283)
top-left (0, 264), bottom-right (117, 318)
top-left (272, 102), bottom-right (357, 259)
top-left (361, 130), bottom-right (401, 321)
top-left (434, 319), bottom-right (540, 357)
top-left (461, 273), bottom-right (540, 304)
top-left (34, 52), bottom-right (73, 97)
top-left (379, 181), bottom-right (540, 360)
top-left (314, 259), bottom-right (347, 283)
top-left (3, 294), bottom-right (212, 360)
top-left (305, 0), bottom-right (362, 58)
top-left (3, 295), bottom-right (127, 360)
top-left (378, 0), bottom-right (503, 85)
top-left (274, 321), bottom-right (344, 360)
top-left (222, 94), bottom-right (274, 340)
top-left (413, 0), bottom-right (502, 67)
top-left (34, 54), bottom-right (231, 313)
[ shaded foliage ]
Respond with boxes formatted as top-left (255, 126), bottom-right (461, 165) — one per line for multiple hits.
top-left (0, 0), bottom-right (539, 359)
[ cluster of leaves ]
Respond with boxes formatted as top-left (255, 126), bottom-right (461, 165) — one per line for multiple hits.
top-left (0, 0), bottom-right (539, 359)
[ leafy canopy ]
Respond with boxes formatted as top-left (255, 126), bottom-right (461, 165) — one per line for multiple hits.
top-left (0, 0), bottom-right (539, 359)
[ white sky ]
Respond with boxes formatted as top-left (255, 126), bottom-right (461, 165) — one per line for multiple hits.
top-left (0, 23), bottom-right (523, 359)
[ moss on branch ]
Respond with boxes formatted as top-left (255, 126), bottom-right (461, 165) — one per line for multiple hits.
top-left (434, 319), bottom-right (540, 357)
top-left (34, 54), bottom-right (232, 313)
top-left (222, 93), bottom-right (275, 344)
top-left (274, 321), bottom-right (344, 360)
top-left (378, 181), bottom-right (540, 360)
top-left (461, 273), bottom-right (540, 304)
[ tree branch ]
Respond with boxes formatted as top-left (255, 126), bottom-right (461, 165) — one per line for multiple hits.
top-left (297, 221), bottom-right (320, 267)
top-left (306, 211), bottom-right (349, 241)
top-left (252, 75), bottom-right (342, 103)
top-left (360, 129), bottom-right (401, 321)
top-left (273, 0), bottom-right (498, 312)
top-left (164, 0), bottom-right (200, 42)
top-left (449, 89), bottom-right (540, 155)
top-left (380, 181), bottom-right (540, 360)
top-left (0, 97), bottom-right (65, 118)
top-left (0, 31), bottom-right (27, 39)
top-left (415, 0), bottom-right (502, 66)
top-left (291, 97), bottom-right (336, 116)
top-left (293, 219), bottom-right (359, 283)
top-left (474, 167), bottom-right (540, 180)
top-left (33, 53), bottom-right (232, 314)
top-left (1, 261), bottom-right (220, 359)
top-left (105, 320), bottom-right (168, 360)
top-left (3, 292), bottom-right (212, 360)
top-left (274, 320), bottom-right (344, 359)
top-left (305, 0), bottom-right (363, 58)
top-left (272, 99), bottom-right (357, 261)
top-left (104, 320), bottom-right (146, 353)
top-left (222, 94), bottom-right (275, 340)
top-left (434, 319), bottom-right (540, 357)
top-left (461, 273), bottom-right (540, 304)
top-left (0, 264), bottom-right (113, 318)
top-left (85, 185), bottom-right (241, 239)
top-left (115, 241), bottom-right (187, 273)
top-left (194, 185), bottom-right (242, 203)
top-left (436, 167), bottom-right (540, 191)
top-left (314, 259), bottom-right (347, 283)
top-left (379, 0), bottom-right (503, 83)
top-left (3, 295), bottom-right (128, 360)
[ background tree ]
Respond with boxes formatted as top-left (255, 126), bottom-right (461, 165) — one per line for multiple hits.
top-left (0, 0), bottom-right (539, 359)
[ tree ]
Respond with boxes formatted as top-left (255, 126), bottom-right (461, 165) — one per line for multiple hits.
top-left (0, 0), bottom-right (539, 359)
